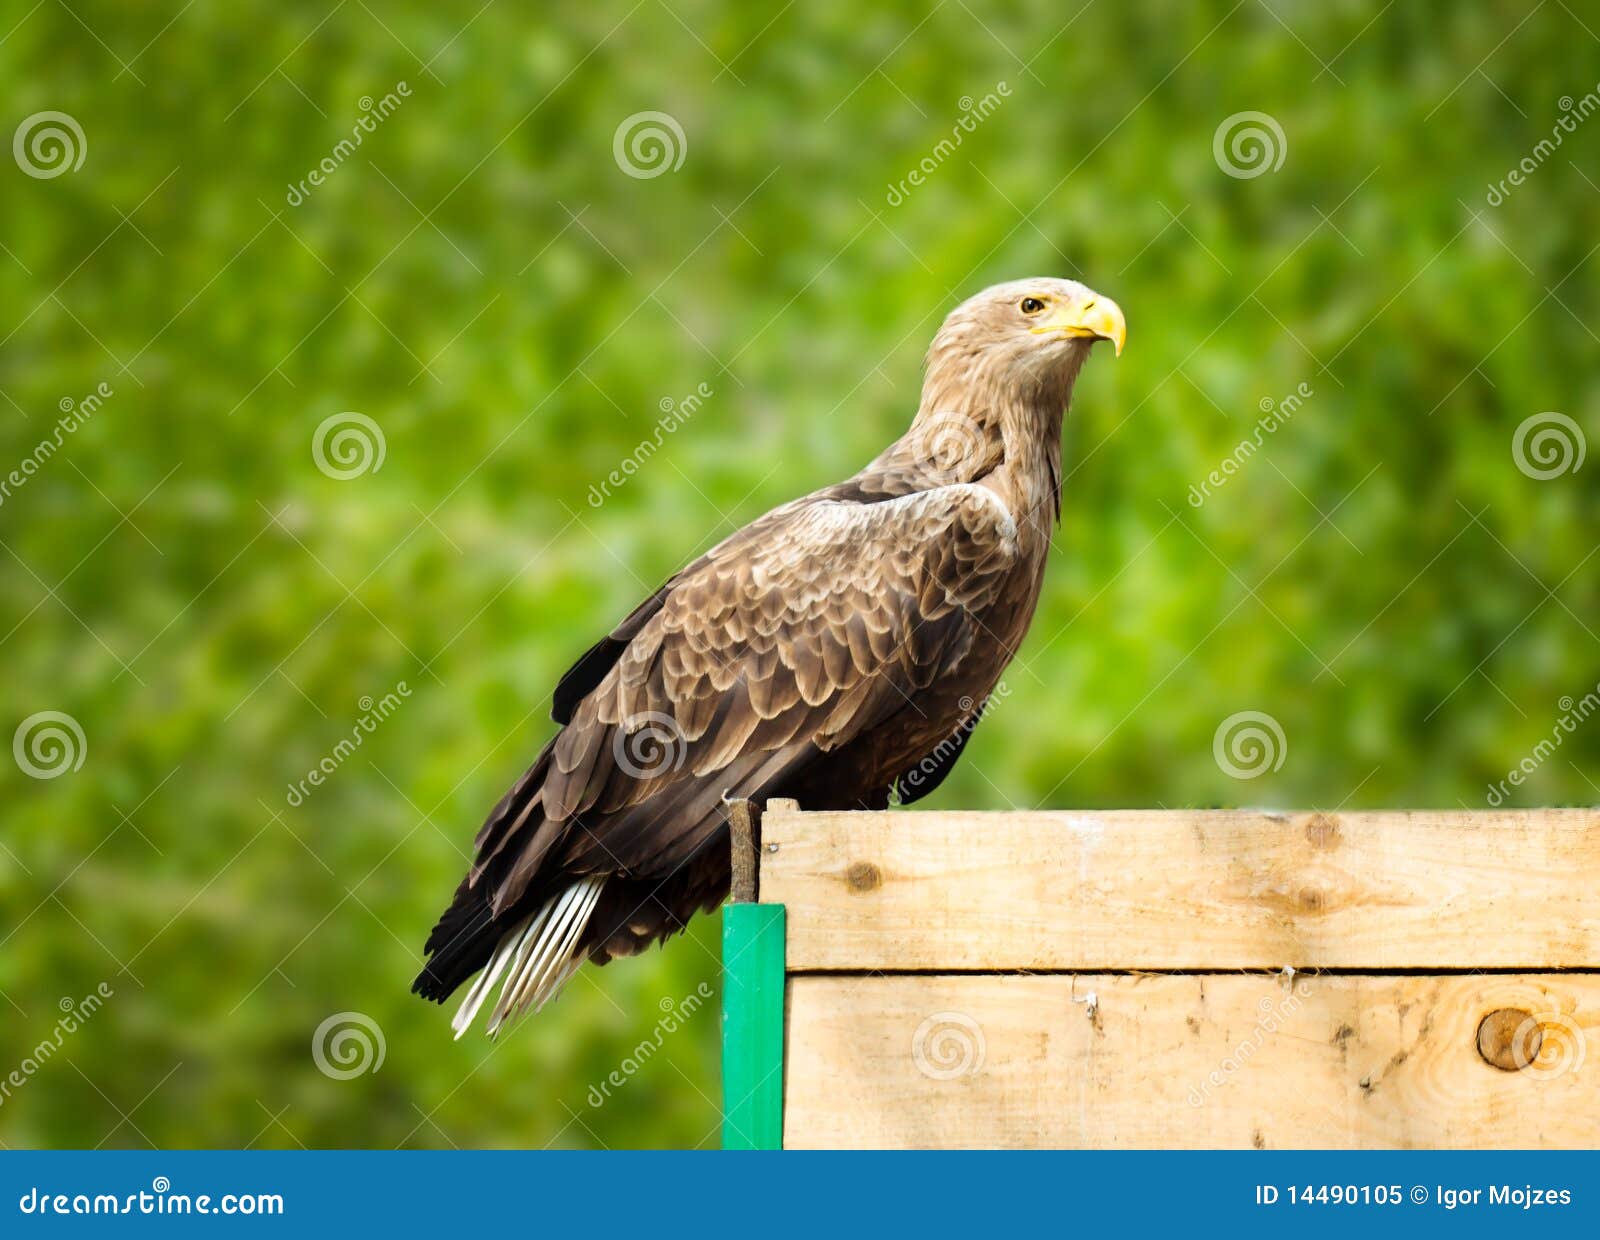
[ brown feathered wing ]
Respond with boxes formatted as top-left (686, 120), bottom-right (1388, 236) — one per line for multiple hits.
top-left (414, 480), bottom-right (1019, 1030)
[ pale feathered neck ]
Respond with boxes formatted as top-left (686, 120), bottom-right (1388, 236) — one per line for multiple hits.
top-left (915, 321), bottom-right (1084, 434)
top-left (901, 330), bottom-right (1085, 528)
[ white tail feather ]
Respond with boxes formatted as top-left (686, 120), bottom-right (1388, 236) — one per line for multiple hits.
top-left (487, 884), bottom-right (584, 1034)
top-left (450, 877), bottom-right (606, 1038)
top-left (489, 879), bottom-right (603, 1034)
top-left (471, 900), bottom-right (554, 1032)
top-left (522, 880), bottom-right (604, 1015)
top-left (450, 910), bottom-right (531, 1039)
top-left (534, 955), bottom-right (582, 1014)
top-left (453, 897), bottom-right (556, 1038)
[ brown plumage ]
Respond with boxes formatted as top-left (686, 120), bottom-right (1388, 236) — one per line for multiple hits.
top-left (414, 277), bottom-right (1126, 1034)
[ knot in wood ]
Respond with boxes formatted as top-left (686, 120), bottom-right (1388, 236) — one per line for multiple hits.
top-left (1477, 1007), bottom-right (1541, 1072)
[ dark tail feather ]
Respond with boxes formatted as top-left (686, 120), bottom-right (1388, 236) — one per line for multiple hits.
top-left (415, 742), bottom-right (560, 1003)
top-left (413, 879), bottom-right (504, 1002)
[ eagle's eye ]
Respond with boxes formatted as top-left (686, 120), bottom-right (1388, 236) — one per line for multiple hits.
top-left (1020, 296), bottom-right (1046, 315)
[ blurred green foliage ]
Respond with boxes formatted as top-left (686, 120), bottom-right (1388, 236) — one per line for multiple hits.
top-left (1, 1), bottom-right (1597, 1149)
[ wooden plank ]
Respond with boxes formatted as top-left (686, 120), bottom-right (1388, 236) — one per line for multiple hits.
top-left (761, 809), bottom-right (1600, 970)
top-left (783, 972), bottom-right (1600, 1149)
top-left (720, 902), bottom-right (786, 1150)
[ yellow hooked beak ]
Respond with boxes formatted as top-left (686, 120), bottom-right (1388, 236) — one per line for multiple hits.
top-left (1031, 288), bottom-right (1126, 356)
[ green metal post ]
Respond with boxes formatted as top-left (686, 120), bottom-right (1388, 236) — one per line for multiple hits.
top-left (721, 901), bottom-right (786, 1150)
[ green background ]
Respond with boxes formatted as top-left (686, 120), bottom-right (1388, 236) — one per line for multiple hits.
top-left (2, 1), bottom-right (1597, 1149)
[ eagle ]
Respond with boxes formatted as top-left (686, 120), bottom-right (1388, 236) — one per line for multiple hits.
top-left (414, 277), bottom-right (1126, 1036)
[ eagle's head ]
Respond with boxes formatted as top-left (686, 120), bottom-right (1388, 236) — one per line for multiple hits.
top-left (940, 276), bottom-right (1126, 359)
top-left (922, 277), bottom-right (1125, 413)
